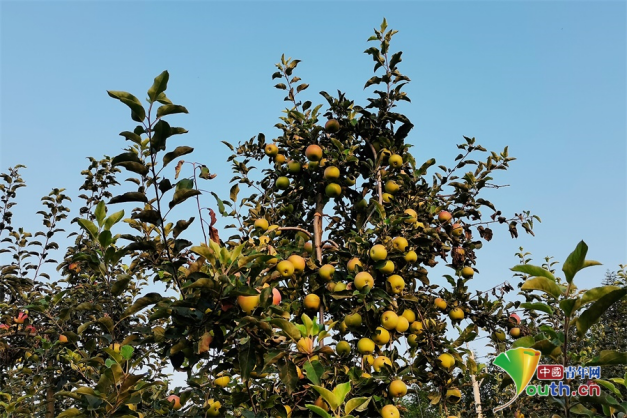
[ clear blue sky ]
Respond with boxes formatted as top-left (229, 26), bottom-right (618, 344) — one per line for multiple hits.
top-left (1, 2), bottom-right (625, 324)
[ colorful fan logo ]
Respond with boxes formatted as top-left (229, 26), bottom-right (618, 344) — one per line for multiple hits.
top-left (492, 347), bottom-right (542, 413)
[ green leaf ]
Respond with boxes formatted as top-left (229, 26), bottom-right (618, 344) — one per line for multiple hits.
top-left (122, 293), bottom-right (163, 318)
top-left (531, 339), bottom-right (559, 356)
top-left (147, 70), bottom-right (169, 103)
top-left (230, 184), bottom-right (239, 203)
top-left (77, 219), bottom-right (98, 240)
top-left (512, 335), bottom-right (535, 348)
top-left (345, 397), bottom-right (371, 415)
top-left (562, 240), bottom-right (601, 284)
top-left (521, 276), bottom-right (563, 299)
top-left (239, 340), bottom-right (255, 381)
top-left (94, 201), bottom-right (106, 227)
top-left (111, 275), bottom-right (131, 296)
top-left (332, 382), bottom-right (351, 406)
top-left (560, 299), bottom-right (578, 317)
top-left (57, 408), bottom-right (82, 417)
top-left (109, 192), bottom-right (148, 204)
top-left (163, 146), bottom-right (194, 168)
top-left (302, 314), bottom-right (313, 337)
top-left (173, 217), bottom-right (194, 239)
top-left (107, 90), bottom-right (146, 122)
top-left (303, 360), bottom-right (324, 386)
top-left (169, 189), bottom-right (201, 209)
top-left (277, 360), bottom-right (299, 395)
top-left (98, 230), bottom-right (112, 248)
top-left (150, 119), bottom-right (172, 152)
top-left (312, 385), bottom-right (340, 410)
top-left (569, 403), bottom-right (596, 417)
top-left (305, 405), bottom-right (332, 418)
top-left (575, 286), bottom-right (621, 311)
top-left (103, 210), bottom-right (124, 231)
top-left (269, 319), bottom-right (302, 342)
top-left (519, 302), bottom-right (554, 315)
top-left (416, 158), bottom-right (436, 176)
top-left (577, 288), bottom-right (627, 337)
top-left (157, 104), bottom-right (188, 118)
top-left (120, 345), bottom-right (134, 360)
top-left (211, 192), bottom-right (227, 216)
top-left (586, 350), bottom-right (627, 366)
top-left (511, 264), bottom-right (555, 281)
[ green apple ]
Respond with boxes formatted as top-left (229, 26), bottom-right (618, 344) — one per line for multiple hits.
top-left (323, 166), bottom-right (340, 180)
top-left (325, 183), bottom-right (342, 198)
top-left (276, 176), bottom-right (290, 190)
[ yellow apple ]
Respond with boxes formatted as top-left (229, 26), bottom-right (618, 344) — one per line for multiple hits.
top-left (254, 218), bottom-right (269, 231)
top-left (345, 175), bottom-right (356, 186)
top-left (372, 327), bottom-right (390, 345)
top-left (338, 321), bottom-right (348, 333)
top-left (304, 294), bottom-right (320, 310)
top-left (404, 251), bottom-right (418, 263)
top-left (354, 272), bottom-right (374, 290)
top-left (363, 354), bottom-right (374, 366)
top-left (334, 282), bottom-right (347, 292)
top-left (275, 154), bottom-right (286, 164)
top-left (381, 404), bottom-right (400, 418)
top-left (276, 176), bottom-right (290, 190)
top-left (395, 316), bottom-right (410, 333)
top-left (401, 309), bottom-right (416, 323)
top-left (369, 244), bottom-right (387, 261)
top-left (384, 180), bottom-right (400, 194)
top-left (382, 193), bottom-right (393, 203)
top-left (325, 183), bottom-right (342, 198)
top-left (276, 260), bottom-right (295, 277)
top-left (381, 311), bottom-right (399, 330)
top-left (389, 379), bottom-right (407, 397)
top-left (305, 144), bottom-right (323, 161)
top-left (287, 255), bottom-right (306, 273)
top-left (336, 341), bottom-right (351, 356)
top-left (207, 399), bottom-right (221, 416)
top-left (345, 312), bottom-right (362, 327)
top-left (404, 208), bottom-right (417, 223)
top-left (373, 356), bottom-right (392, 372)
top-left (438, 353), bottom-right (455, 369)
top-left (287, 160), bottom-right (301, 173)
top-left (347, 257), bottom-right (363, 272)
top-left (323, 166), bottom-right (340, 180)
top-left (392, 237), bottom-right (408, 252)
top-left (325, 119), bottom-right (340, 133)
top-left (461, 266), bottom-right (474, 278)
top-left (434, 298), bottom-right (447, 310)
top-left (357, 338), bottom-right (375, 354)
top-left (407, 333), bottom-right (419, 347)
top-left (449, 307), bottom-right (465, 320)
top-left (378, 260), bottom-right (395, 274)
top-left (451, 223), bottom-right (463, 236)
top-left (409, 321), bottom-right (423, 335)
top-left (389, 154), bottom-right (403, 168)
top-left (386, 275), bottom-right (405, 294)
top-left (238, 295), bottom-right (260, 314)
top-left (318, 264), bottom-right (335, 281)
top-left (214, 376), bottom-right (230, 387)
top-left (264, 143), bottom-right (279, 156)
top-left (59, 334), bottom-right (68, 343)
top-left (510, 327), bottom-right (521, 337)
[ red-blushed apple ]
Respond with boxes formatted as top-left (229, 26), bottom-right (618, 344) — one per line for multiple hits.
top-left (272, 288), bottom-right (281, 305)
top-left (167, 394), bottom-right (182, 410)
